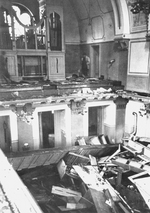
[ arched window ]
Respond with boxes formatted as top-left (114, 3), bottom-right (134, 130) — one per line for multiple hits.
top-left (12, 4), bottom-right (35, 49)
top-left (6, 3), bottom-right (46, 50)
top-left (49, 12), bottom-right (62, 51)
top-left (0, 7), bottom-right (12, 49)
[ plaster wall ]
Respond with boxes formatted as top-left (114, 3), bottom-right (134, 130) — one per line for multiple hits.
top-left (54, 110), bottom-right (66, 148)
top-left (104, 103), bottom-right (116, 143)
top-left (63, 0), bottom-right (80, 44)
top-left (88, 41), bottom-right (128, 85)
top-left (125, 100), bottom-right (150, 138)
top-left (18, 119), bottom-right (33, 151)
top-left (65, 44), bottom-right (81, 76)
top-left (71, 112), bottom-right (85, 145)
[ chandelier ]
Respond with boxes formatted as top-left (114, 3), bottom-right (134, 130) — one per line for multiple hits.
top-left (130, 0), bottom-right (150, 37)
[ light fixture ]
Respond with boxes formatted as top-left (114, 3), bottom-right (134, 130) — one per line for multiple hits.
top-left (130, 0), bottom-right (150, 37)
top-left (108, 59), bottom-right (115, 68)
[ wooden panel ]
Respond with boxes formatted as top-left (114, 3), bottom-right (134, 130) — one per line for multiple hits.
top-left (10, 157), bottom-right (26, 170)
top-left (45, 152), bottom-right (64, 164)
top-left (27, 155), bottom-right (41, 169)
top-left (126, 75), bottom-right (149, 93)
top-left (63, 145), bottom-right (119, 166)
top-left (17, 155), bottom-right (36, 170)
top-left (7, 56), bottom-right (16, 76)
top-left (7, 145), bottom-right (119, 171)
top-left (8, 150), bottom-right (66, 171)
top-left (48, 52), bottom-right (65, 80)
top-left (128, 40), bottom-right (149, 75)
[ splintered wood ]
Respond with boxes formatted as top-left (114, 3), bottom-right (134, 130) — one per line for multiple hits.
top-left (51, 186), bottom-right (82, 200)
top-left (51, 186), bottom-right (90, 211)
top-left (73, 165), bottom-right (132, 213)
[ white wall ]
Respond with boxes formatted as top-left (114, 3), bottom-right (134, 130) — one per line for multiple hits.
top-left (125, 100), bottom-right (150, 138)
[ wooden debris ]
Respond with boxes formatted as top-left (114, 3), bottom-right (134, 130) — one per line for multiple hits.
top-left (68, 152), bottom-right (89, 161)
top-left (73, 165), bottom-right (134, 213)
top-left (66, 202), bottom-right (87, 209)
top-left (58, 203), bottom-right (87, 211)
top-left (123, 140), bottom-right (150, 163)
top-left (57, 159), bottom-right (67, 179)
top-left (89, 154), bottom-right (97, 166)
top-left (104, 188), bottom-right (120, 213)
top-left (112, 156), bottom-right (150, 173)
top-left (118, 202), bottom-right (130, 213)
top-left (89, 188), bottom-right (112, 213)
top-left (51, 186), bottom-right (82, 201)
top-left (89, 136), bottom-right (101, 145)
top-left (105, 144), bottom-right (121, 162)
top-left (129, 171), bottom-right (150, 209)
top-left (79, 189), bottom-right (94, 208)
top-left (116, 167), bottom-right (123, 190)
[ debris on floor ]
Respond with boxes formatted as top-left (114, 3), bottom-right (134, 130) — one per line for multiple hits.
top-left (17, 139), bottom-right (150, 213)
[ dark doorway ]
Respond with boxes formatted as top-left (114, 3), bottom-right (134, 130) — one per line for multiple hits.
top-left (88, 106), bottom-right (104, 136)
top-left (41, 111), bottom-right (54, 148)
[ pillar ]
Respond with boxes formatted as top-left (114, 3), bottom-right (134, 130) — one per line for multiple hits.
top-left (114, 96), bottom-right (128, 143)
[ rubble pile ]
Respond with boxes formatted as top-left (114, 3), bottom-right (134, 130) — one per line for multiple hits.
top-left (18, 138), bottom-right (150, 213)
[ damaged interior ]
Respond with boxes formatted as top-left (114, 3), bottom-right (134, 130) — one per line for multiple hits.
top-left (1, 0), bottom-right (150, 212)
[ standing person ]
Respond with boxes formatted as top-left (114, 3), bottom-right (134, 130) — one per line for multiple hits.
top-left (81, 52), bottom-right (90, 77)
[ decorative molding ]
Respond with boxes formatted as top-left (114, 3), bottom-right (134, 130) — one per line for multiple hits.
top-left (9, 103), bottom-right (35, 123)
top-left (69, 100), bottom-right (86, 115)
top-left (114, 96), bottom-right (129, 109)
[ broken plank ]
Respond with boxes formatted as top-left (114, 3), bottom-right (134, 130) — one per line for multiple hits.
top-left (57, 159), bottom-right (67, 179)
top-left (58, 204), bottom-right (87, 211)
top-left (79, 189), bottom-right (94, 208)
top-left (51, 186), bottom-right (82, 201)
top-left (89, 188), bottom-right (112, 213)
top-left (123, 140), bottom-right (150, 163)
top-left (105, 144), bottom-right (121, 162)
top-left (66, 203), bottom-right (87, 209)
top-left (73, 165), bottom-right (103, 189)
top-left (117, 202), bottom-right (130, 213)
top-left (104, 189), bottom-right (119, 213)
top-left (68, 152), bottom-right (89, 161)
top-left (129, 172), bottom-right (150, 209)
top-left (111, 157), bottom-right (145, 173)
top-left (89, 154), bottom-right (97, 166)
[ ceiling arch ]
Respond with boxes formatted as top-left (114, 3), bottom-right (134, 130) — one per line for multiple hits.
top-left (111, 0), bottom-right (130, 39)
top-left (69, 0), bottom-right (130, 40)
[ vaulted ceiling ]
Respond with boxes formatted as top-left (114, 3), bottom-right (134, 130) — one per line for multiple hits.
top-left (68, 0), bottom-right (113, 21)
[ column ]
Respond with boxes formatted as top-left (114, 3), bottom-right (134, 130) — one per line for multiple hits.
top-left (114, 96), bottom-right (129, 143)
